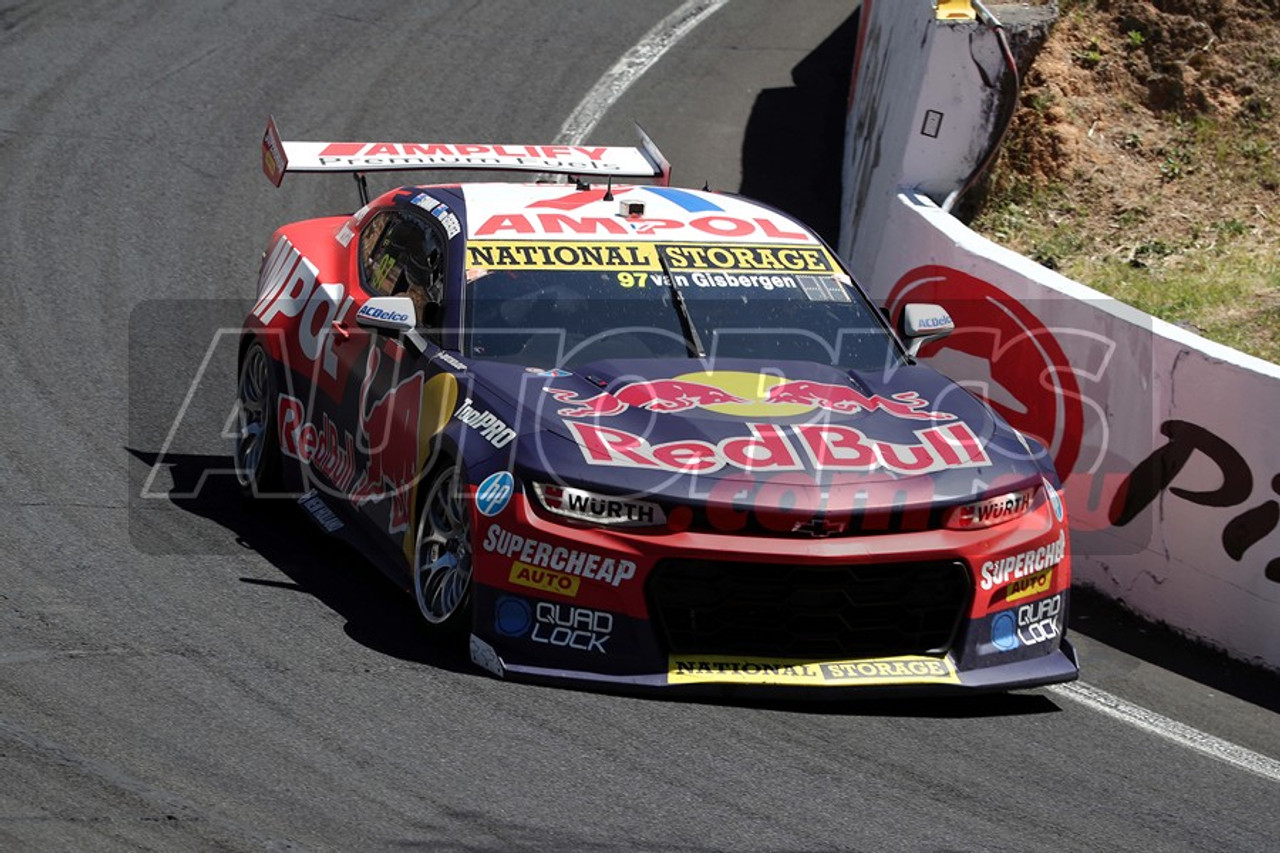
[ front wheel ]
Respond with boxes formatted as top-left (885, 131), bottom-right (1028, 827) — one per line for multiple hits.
top-left (234, 340), bottom-right (281, 496)
top-left (412, 464), bottom-right (473, 633)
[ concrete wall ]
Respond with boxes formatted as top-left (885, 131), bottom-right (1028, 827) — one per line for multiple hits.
top-left (840, 1), bottom-right (1280, 670)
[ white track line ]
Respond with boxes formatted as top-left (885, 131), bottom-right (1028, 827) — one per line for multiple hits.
top-left (555, 0), bottom-right (729, 145)
top-left (1049, 681), bottom-right (1280, 784)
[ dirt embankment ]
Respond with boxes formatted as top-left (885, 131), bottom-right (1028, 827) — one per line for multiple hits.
top-left (974, 0), bottom-right (1280, 357)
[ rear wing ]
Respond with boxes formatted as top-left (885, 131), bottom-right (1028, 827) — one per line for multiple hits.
top-left (261, 116), bottom-right (671, 198)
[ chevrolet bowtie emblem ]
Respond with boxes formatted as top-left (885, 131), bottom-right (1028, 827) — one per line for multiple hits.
top-left (791, 516), bottom-right (846, 538)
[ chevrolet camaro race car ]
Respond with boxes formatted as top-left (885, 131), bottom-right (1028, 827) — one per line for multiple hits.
top-left (235, 118), bottom-right (1078, 695)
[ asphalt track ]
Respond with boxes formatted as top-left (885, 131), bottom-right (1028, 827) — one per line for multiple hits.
top-left (2, 2), bottom-right (1278, 850)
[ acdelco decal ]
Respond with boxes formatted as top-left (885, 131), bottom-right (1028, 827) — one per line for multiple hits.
top-left (667, 655), bottom-right (958, 686)
top-left (566, 421), bottom-right (990, 475)
top-left (980, 531), bottom-right (1067, 590)
top-left (483, 523), bottom-right (637, 587)
top-left (251, 237), bottom-right (354, 382)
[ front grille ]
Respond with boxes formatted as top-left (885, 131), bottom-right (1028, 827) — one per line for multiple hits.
top-left (648, 558), bottom-right (970, 659)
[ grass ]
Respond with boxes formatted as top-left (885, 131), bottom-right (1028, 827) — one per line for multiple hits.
top-left (974, 84), bottom-right (1280, 362)
top-left (974, 174), bottom-right (1280, 363)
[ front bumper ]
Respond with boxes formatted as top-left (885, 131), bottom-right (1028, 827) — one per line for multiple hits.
top-left (469, 490), bottom-right (1079, 695)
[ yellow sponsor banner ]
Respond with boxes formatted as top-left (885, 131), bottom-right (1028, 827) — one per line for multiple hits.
top-left (466, 241), bottom-right (839, 274)
top-left (467, 241), bottom-right (659, 271)
top-left (661, 243), bottom-right (836, 274)
top-left (508, 560), bottom-right (580, 598)
top-left (1005, 568), bottom-right (1053, 603)
top-left (667, 654), bottom-right (958, 687)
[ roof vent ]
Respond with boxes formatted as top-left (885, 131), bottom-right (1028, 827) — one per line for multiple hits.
top-left (620, 199), bottom-right (645, 218)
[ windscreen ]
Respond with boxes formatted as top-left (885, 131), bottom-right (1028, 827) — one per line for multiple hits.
top-left (463, 241), bottom-right (902, 370)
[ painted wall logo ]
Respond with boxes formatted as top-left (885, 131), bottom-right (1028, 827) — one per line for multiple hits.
top-left (1111, 419), bottom-right (1280, 584)
top-left (546, 371), bottom-right (955, 421)
top-left (887, 266), bottom-right (1084, 478)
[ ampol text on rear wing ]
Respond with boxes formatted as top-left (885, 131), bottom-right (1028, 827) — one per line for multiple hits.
top-left (261, 116), bottom-right (670, 201)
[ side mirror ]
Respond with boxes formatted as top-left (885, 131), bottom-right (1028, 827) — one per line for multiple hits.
top-left (355, 297), bottom-right (416, 333)
top-left (900, 303), bottom-right (954, 358)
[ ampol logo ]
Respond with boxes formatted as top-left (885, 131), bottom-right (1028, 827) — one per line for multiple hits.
top-left (887, 266), bottom-right (1084, 478)
top-left (546, 371), bottom-right (954, 421)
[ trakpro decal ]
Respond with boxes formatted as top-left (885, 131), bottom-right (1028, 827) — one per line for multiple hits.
top-left (454, 399), bottom-right (516, 449)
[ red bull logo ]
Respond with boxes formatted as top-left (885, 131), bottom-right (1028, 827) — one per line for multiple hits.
top-left (567, 420), bottom-right (990, 475)
top-left (546, 379), bottom-right (748, 417)
top-left (765, 381), bottom-right (953, 420)
top-left (545, 372), bottom-right (954, 421)
top-left (350, 347), bottom-right (425, 534)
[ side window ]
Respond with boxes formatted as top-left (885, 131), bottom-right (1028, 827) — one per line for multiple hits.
top-left (358, 211), bottom-right (446, 331)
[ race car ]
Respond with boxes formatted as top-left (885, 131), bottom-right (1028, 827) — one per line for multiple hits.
top-left (236, 117), bottom-right (1078, 695)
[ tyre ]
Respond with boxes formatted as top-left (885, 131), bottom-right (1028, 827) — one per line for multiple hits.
top-left (234, 340), bottom-right (282, 496)
top-left (412, 464), bottom-right (473, 633)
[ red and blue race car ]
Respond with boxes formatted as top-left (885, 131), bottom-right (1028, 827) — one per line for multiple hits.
top-left (236, 117), bottom-right (1077, 695)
